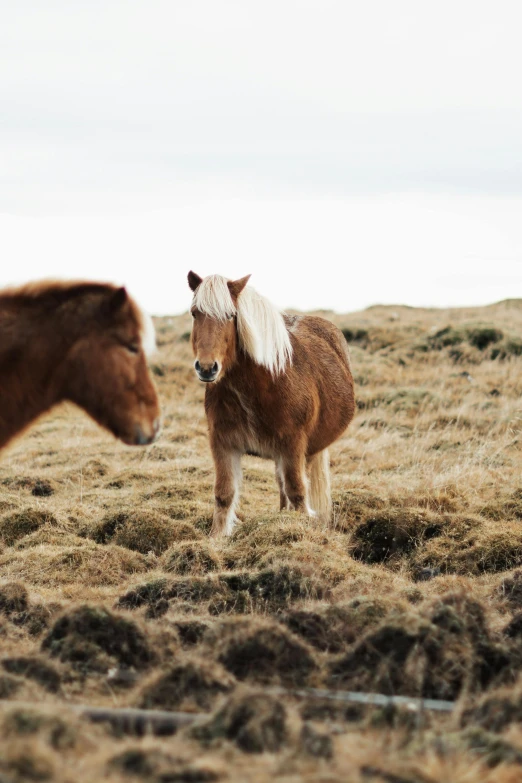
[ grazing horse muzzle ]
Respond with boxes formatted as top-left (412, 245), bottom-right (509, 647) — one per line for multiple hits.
top-left (130, 416), bottom-right (161, 446)
top-left (195, 360), bottom-right (220, 383)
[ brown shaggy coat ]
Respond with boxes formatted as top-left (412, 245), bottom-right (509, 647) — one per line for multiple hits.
top-left (0, 280), bottom-right (160, 450)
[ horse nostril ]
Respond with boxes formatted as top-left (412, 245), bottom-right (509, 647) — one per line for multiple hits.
top-left (195, 360), bottom-right (201, 372)
top-left (212, 362), bottom-right (218, 373)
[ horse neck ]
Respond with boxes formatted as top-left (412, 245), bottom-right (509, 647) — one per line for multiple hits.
top-left (216, 350), bottom-right (270, 397)
top-left (0, 297), bottom-right (71, 448)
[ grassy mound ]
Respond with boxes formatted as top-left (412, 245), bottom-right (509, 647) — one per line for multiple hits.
top-left (118, 564), bottom-right (328, 615)
top-left (108, 748), bottom-right (220, 780)
top-left (0, 544), bottom-right (150, 587)
top-left (328, 594), bottom-right (516, 700)
top-left (192, 691), bottom-right (289, 753)
top-left (89, 510), bottom-right (177, 555)
top-left (462, 681), bottom-right (522, 733)
top-left (214, 619), bottom-right (317, 686)
top-left (0, 582), bottom-right (29, 615)
top-left (1, 658), bottom-right (61, 693)
top-left (1, 707), bottom-right (78, 752)
top-left (351, 508), bottom-right (445, 564)
top-left (413, 522), bottom-right (522, 576)
top-left (173, 618), bottom-right (212, 646)
top-left (499, 570), bottom-right (522, 607)
top-left (0, 509), bottom-right (58, 546)
top-left (41, 605), bottom-right (156, 673)
top-left (140, 658), bottom-right (235, 711)
top-left (161, 540), bottom-right (222, 575)
top-left (281, 596), bottom-right (404, 652)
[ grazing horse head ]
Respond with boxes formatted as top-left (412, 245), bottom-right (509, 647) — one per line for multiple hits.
top-left (59, 285), bottom-right (161, 445)
top-left (0, 281), bottom-right (161, 450)
top-left (188, 271), bottom-right (251, 382)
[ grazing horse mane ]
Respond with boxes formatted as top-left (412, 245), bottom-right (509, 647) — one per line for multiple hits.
top-left (1, 279), bottom-right (156, 357)
top-left (192, 275), bottom-right (293, 375)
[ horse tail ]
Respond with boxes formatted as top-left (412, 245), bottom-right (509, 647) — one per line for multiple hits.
top-left (308, 448), bottom-right (332, 523)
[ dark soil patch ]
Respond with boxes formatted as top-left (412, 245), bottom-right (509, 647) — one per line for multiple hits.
top-left (0, 582), bottom-right (29, 615)
top-left (140, 659), bottom-right (235, 711)
top-left (215, 620), bottom-right (317, 686)
top-left (328, 620), bottom-right (423, 695)
top-left (352, 509), bottom-right (444, 564)
top-left (0, 674), bottom-right (22, 698)
top-left (10, 603), bottom-right (60, 636)
top-left (31, 480), bottom-right (54, 497)
top-left (2, 707), bottom-right (77, 751)
top-left (108, 748), bottom-right (219, 781)
top-left (299, 722), bottom-right (334, 760)
top-left (0, 509), bottom-right (57, 546)
top-left (213, 565), bottom-right (328, 614)
top-left (118, 565), bottom-right (328, 616)
top-left (462, 688), bottom-right (522, 733)
top-left (503, 613), bottom-right (522, 638)
top-left (499, 570), bottom-right (522, 607)
top-left (174, 619), bottom-right (212, 646)
top-left (280, 596), bottom-right (398, 653)
top-left (280, 609), bottom-right (332, 651)
top-left (2, 657), bottom-right (61, 693)
top-left (41, 605), bottom-right (155, 673)
top-left (463, 727), bottom-right (522, 768)
top-left (117, 577), bottom-right (218, 612)
top-left (0, 748), bottom-right (55, 781)
top-left (192, 691), bottom-right (288, 753)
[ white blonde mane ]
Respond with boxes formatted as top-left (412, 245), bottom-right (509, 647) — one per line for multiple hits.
top-left (193, 275), bottom-right (293, 374)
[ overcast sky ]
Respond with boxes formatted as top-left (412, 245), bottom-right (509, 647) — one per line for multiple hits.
top-left (1, 1), bottom-right (521, 313)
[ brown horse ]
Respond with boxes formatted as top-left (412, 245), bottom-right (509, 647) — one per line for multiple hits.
top-left (0, 280), bottom-right (161, 450)
top-left (188, 271), bottom-right (355, 536)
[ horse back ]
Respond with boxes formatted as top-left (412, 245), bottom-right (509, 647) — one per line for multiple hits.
top-left (286, 314), bottom-right (355, 453)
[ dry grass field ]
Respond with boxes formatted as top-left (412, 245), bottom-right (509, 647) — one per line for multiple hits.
top-left (2, 299), bottom-right (522, 782)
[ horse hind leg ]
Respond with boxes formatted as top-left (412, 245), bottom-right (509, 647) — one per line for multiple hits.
top-left (307, 448), bottom-right (332, 523)
top-left (211, 448), bottom-right (242, 537)
top-left (280, 450), bottom-right (315, 516)
top-left (275, 459), bottom-right (291, 511)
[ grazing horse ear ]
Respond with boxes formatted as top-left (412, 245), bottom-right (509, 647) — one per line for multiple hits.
top-left (227, 275), bottom-right (251, 300)
top-left (188, 271), bottom-right (203, 291)
top-left (108, 287), bottom-right (128, 312)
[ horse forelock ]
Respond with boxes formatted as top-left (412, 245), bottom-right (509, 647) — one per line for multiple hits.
top-left (192, 275), bottom-right (236, 321)
top-left (193, 274), bottom-right (292, 375)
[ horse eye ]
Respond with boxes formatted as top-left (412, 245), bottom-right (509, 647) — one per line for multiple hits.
top-left (126, 344), bottom-right (140, 354)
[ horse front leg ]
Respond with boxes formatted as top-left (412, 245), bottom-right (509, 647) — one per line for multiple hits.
top-left (280, 446), bottom-right (314, 516)
top-left (210, 443), bottom-right (242, 537)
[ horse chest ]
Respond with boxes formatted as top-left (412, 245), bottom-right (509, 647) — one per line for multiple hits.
top-left (208, 386), bottom-right (276, 458)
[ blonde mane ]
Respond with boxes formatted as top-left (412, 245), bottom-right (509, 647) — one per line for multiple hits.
top-left (192, 275), bottom-right (293, 374)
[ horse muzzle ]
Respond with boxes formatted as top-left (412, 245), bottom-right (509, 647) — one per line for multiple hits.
top-left (129, 417), bottom-right (161, 446)
top-left (195, 360), bottom-right (220, 383)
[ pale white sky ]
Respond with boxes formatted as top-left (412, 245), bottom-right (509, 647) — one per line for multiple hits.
top-left (1, 1), bottom-right (521, 313)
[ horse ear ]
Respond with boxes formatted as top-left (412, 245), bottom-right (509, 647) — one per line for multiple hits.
top-left (227, 274), bottom-right (251, 300)
top-left (108, 286), bottom-right (128, 312)
top-left (188, 271), bottom-right (203, 291)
